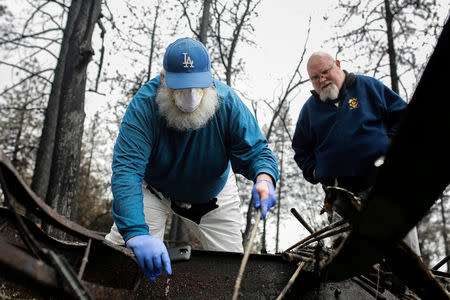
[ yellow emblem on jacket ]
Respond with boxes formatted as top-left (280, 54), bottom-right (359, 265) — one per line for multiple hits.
top-left (348, 98), bottom-right (359, 109)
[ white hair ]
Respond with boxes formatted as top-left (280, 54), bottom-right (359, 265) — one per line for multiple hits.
top-left (319, 81), bottom-right (340, 102)
top-left (155, 85), bottom-right (219, 131)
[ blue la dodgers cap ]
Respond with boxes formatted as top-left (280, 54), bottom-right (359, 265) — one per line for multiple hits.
top-left (163, 37), bottom-right (213, 89)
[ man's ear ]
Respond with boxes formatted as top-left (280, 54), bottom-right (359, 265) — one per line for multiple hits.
top-left (336, 59), bottom-right (341, 68)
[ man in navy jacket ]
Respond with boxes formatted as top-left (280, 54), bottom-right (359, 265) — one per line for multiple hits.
top-left (292, 52), bottom-right (419, 254)
top-left (293, 51), bottom-right (406, 194)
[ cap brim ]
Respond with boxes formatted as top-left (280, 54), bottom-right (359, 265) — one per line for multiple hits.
top-left (165, 71), bottom-right (213, 89)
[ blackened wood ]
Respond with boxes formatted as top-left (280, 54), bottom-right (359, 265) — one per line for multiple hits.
top-left (44, 1), bottom-right (102, 239)
top-left (322, 17), bottom-right (450, 299)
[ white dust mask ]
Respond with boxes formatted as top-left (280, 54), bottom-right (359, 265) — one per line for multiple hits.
top-left (172, 88), bottom-right (205, 112)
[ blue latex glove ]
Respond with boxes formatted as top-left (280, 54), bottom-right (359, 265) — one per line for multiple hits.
top-left (126, 235), bottom-right (172, 280)
top-left (252, 179), bottom-right (277, 219)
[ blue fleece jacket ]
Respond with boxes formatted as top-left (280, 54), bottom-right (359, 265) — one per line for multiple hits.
top-left (292, 73), bottom-right (407, 193)
top-left (111, 76), bottom-right (279, 241)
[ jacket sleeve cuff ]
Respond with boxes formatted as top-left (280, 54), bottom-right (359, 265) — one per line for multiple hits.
top-left (253, 168), bottom-right (278, 187)
top-left (119, 226), bottom-right (150, 243)
top-left (303, 167), bottom-right (319, 184)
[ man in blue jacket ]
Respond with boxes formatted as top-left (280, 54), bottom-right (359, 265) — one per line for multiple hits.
top-left (105, 38), bottom-right (279, 280)
top-left (292, 51), bottom-right (419, 253)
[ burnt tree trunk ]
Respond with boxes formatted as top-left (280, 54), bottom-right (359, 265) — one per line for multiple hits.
top-left (199, 0), bottom-right (211, 45)
top-left (146, 0), bottom-right (160, 82)
top-left (223, 0), bottom-right (251, 86)
top-left (37, 0), bottom-right (101, 239)
top-left (439, 195), bottom-right (449, 271)
top-left (384, 0), bottom-right (400, 94)
top-left (31, 3), bottom-right (79, 200)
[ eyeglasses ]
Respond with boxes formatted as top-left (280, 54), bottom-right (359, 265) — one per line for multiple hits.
top-left (310, 65), bottom-right (333, 82)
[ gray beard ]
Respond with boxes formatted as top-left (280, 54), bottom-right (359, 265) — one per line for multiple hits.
top-left (319, 81), bottom-right (340, 102)
top-left (155, 85), bottom-right (220, 131)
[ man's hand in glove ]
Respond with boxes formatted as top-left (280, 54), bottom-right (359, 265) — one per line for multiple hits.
top-left (126, 235), bottom-right (172, 280)
top-left (252, 174), bottom-right (277, 219)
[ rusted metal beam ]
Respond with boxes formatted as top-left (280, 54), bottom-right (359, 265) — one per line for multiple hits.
top-left (0, 150), bottom-right (105, 242)
top-left (41, 247), bottom-right (93, 300)
top-left (0, 238), bottom-right (61, 290)
top-left (0, 207), bottom-right (141, 290)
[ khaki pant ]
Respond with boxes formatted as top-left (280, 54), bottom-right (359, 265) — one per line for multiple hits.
top-left (105, 169), bottom-right (244, 253)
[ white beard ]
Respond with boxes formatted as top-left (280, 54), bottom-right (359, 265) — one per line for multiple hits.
top-left (319, 81), bottom-right (340, 102)
top-left (156, 85), bottom-right (220, 131)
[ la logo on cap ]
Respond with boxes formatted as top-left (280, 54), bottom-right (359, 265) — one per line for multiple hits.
top-left (182, 53), bottom-right (194, 68)
top-left (163, 37), bottom-right (212, 89)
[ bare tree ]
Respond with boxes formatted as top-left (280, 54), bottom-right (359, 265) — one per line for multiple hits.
top-left (103, 1), bottom-right (172, 129)
top-left (199, 0), bottom-right (212, 44)
top-left (0, 1), bottom-right (104, 208)
top-left (0, 2), bottom-right (115, 232)
top-left (418, 187), bottom-right (450, 271)
top-left (0, 74), bottom-right (48, 184)
top-left (328, 0), bottom-right (444, 98)
top-left (0, 1), bottom-right (66, 186)
top-left (35, 1), bottom-right (102, 236)
top-left (30, 1), bottom-right (74, 201)
top-left (383, 0), bottom-right (399, 93)
top-left (147, 0), bottom-right (162, 81)
top-left (76, 112), bottom-right (113, 231)
top-left (0, 1), bottom-right (63, 99)
top-left (439, 193), bottom-right (449, 271)
top-left (177, 0), bottom-right (212, 44)
top-left (210, 0), bottom-right (261, 86)
top-left (177, 0), bottom-right (260, 86)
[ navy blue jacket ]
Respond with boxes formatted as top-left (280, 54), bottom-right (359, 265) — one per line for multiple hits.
top-left (292, 73), bottom-right (407, 193)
